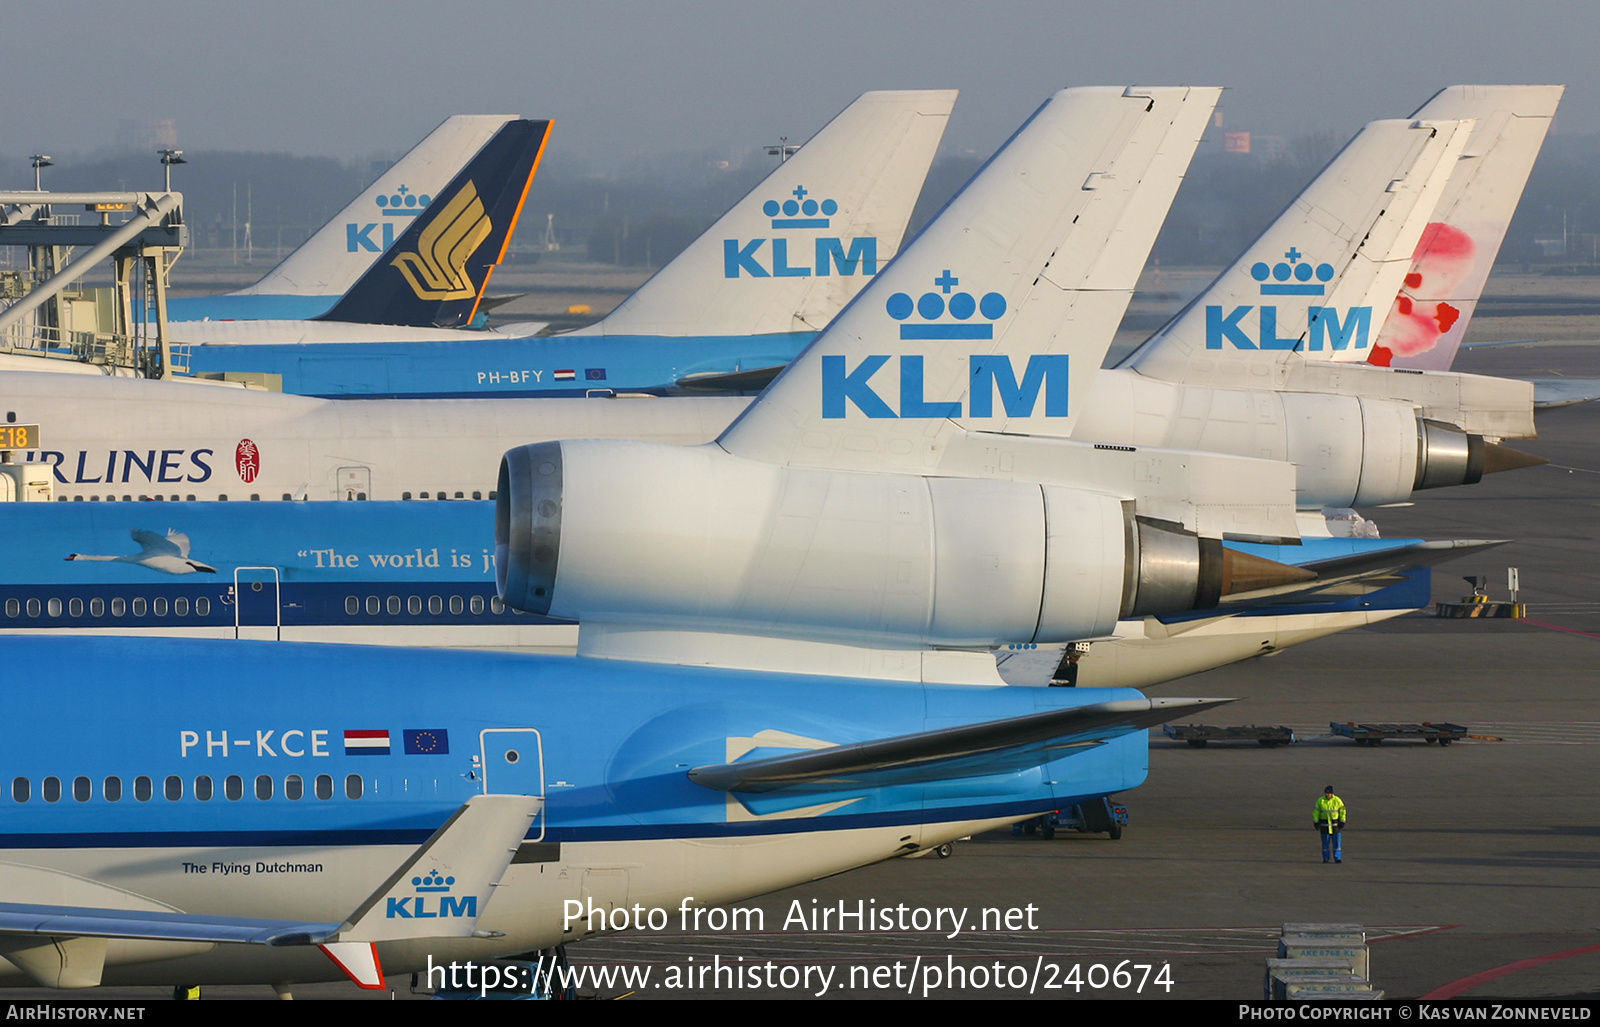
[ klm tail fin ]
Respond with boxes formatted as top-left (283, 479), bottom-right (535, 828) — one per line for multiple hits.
top-left (1370, 85), bottom-right (1563, 370)
top-left (568, 90), bottom-right (955, 338)
top-left (318, 119), bottom-right (551, 328)
top-left (718, 87), bottom-right (1220, 473)
top-left (1122, 118), bottom-right (1472, 385)
top-left (237, 115), bottom-right (519, 299)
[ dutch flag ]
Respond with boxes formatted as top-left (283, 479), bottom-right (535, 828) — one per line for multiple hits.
top-left (344, 729), bottom-right (390, 756)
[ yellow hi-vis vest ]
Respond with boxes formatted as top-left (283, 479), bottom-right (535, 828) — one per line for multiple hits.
top-left (1315, 794), bottom-right (1347, 828)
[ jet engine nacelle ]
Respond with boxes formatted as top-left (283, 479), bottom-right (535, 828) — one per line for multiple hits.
top-left (496, 440), bottom-right (1253, 649)
top-left (1079, 371), bottom-right (1502, 508)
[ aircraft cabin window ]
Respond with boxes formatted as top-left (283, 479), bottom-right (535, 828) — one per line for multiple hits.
top-left (345, 774), bottom-right (363, 800)
top-left (366, 596), bottom-right (380, 616)
top-left (90, 598), bottom-right (104, 617)
top-left (43, 777), bottom-right (61, 802)
top-left (72, 776), bottom-right (90, 801)
top-left (428, 596), bottom-right (443, 615)
top-left (47, 598), bottom-right (62, 618)
top-left (403, 492), bottom-right (412, 501)
top-left (218, 495), bottom-right (228, 501)
top-left (315, 774), bottom-right (333, 800)
top-left (11, 778), bottom-right (28, 803)
top-left (387, 596), bottom-right (401, 616)
top-left (111, 598), bottom-right (126, 617)
top-left (194, 776), bottom-right (214, 801)
top-left (225, 775), bottom-right (243, 801)
top-left (175, 597), bottom-right (189, 617)
top-left (104, 777), bottom-right (121, 802)
top-left (490, 596), bottom-right (505, 615)
top-left (450, 596), bottom-right (464, 615)
top-left (4, 599), bottom-right (17, 618)
top-left (345, 596), bottom-right (359, 616)
top-left (256, 775), bottom-right (273, 801)
top-left (250, 494), bottom-right (260, 501)
top-left (134, 776), bottom-right (152, 801)
top-left (455, 492), bottom-right (464, 499)
top-left (470, 596), bottom-right (484, 615)
top-left (407, 596), bottom-right (422, 616)
top-left (153, 597), bottom-right (168, 617)
top-left (26, 599), bottom-right (40, 618)
top-left (163, 776), bottom-right (182, 801)
top-left (285, 774), bottom-right (303, 801)
top-left (132, 598), bottom-right (147, 617)
top-left (68, 598), bottom-right (82, 617)
top-left (488, 491), bottom-right (496, 500)
top-left (472, 491), bottom-right (482, 500)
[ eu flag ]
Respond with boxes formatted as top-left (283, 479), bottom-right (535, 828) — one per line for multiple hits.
top-left (403, 729), bottom-right (450, 755)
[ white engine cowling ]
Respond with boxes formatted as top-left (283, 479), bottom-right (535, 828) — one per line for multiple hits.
top-left (497, 440), bottom-right (1254, 649)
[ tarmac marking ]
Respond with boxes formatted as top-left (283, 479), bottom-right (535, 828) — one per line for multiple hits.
top-left (1419, 941), bottom-right (1600, 999)
top-left (1522, 618), bottom-right (1600, 640)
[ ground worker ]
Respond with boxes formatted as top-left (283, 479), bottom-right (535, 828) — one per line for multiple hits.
top-left (1314, 785), bottom-right (1347, 863)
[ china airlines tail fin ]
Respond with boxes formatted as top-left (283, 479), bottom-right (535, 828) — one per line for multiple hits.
top-left (567, 90), bottom-right (956, 339)
top-left (1121, 117), bottom-right (1473, 386)
top-left (717, 87), bottom-right (1221, 474)
top-left (317, 119), bottom-right (551, 328)
top-left (237, 115), bottom-right (521, 301)
top-left (1370, 85), bottom-right (1563, 370)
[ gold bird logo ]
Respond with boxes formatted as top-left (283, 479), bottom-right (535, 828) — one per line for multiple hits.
top-left (390, 180), bottom-right (493, 301)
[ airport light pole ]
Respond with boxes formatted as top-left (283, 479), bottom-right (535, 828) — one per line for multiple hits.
top-left (765, 137), bottom-right (798, 163)
top-left (30, 156), bottom-right (52, 192)
top-left (158, 149), bottom-right (186, 192)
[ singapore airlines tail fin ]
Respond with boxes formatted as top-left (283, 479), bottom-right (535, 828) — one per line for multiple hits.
top-left (1369, 85), bottom-right (1563, 370)
top-left (717, 86), bottom-right (1221, 473)
top-left (568, 90), bottom-right (956, 339)
top-left (1121, 116), bottom-right (1473, 385)
top-left (317, 119), bottom-right (551, 329)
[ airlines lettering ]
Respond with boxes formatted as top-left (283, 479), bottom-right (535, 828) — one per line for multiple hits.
top-left (346, 222), bottom-right (398, 253)
top-left (26, 449), bottom-right (214, 485)
top-left (180, 729), bottom-right (330, 758)
top-left (1204, 305), bottom-right (1372, 351)
top-left (724, 237), bottom-right (878, 279)
top-left (822, 354), bottom-right (1069, 419)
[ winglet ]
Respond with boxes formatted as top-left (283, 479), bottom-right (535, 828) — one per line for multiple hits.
top-left (317, 120), bottom-right (552, 328)
top-left (334, 794), bottom-right (540, 945)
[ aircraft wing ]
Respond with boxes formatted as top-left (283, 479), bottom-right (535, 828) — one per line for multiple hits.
top-left (0, 794), bottom-right (538, 990)
top-left (688, 696), bottom-right (1230, 794)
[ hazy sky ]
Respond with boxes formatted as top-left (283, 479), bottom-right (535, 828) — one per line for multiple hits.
top-left (7, 0), bottom-right (1593, 169)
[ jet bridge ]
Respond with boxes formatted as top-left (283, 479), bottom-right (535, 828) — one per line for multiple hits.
top-left (0, 190), bottom-right (187, 378)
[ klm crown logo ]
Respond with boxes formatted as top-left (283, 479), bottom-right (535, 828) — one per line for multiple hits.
top-left (1251, 247), bottom-right (1335, 296)
top-left (376, 184), bottom-right (432, 217)
top-left (386, 869), bottom-right (477, 920)
top-left (763, 185), bottom-right (837, 229)
top-left (886, 271), bottom-right (1007, 340)
top-left (389, 180), bottom-right (492, 301)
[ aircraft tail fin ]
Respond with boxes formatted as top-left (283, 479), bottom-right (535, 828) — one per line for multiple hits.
top-left (238, 115), bottom-right (519, 299)
top-left (1122, 117), bottom-right (1473, 384)
top-left (318, 119), bottom-right (551, 328)
top-left (1370, 85), bottom-right (1564, 370)
top-left (717, 86), bottom-right (1220, 473)
top-left (568, 90), bottom-right (956, 338)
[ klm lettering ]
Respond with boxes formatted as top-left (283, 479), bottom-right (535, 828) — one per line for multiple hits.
top-left (1204, 305), bottom-right (1371, 351)
top-left (724, 237), bottom-right (878, 279)
top-left (822, 354), bottom-right (1069, 419)
top-left (346, 222), bottom-right (398, 253)
top-left (386, 895), bottom-right (477, 919)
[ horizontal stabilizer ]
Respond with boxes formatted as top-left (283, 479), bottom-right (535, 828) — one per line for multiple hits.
top-left (1221, 538), bottom-right (1508, 606)
top-left (688, 696), bottom-right (1230, 793)
top-left (1530, 378), bottom-right (1600, 409)
top-left (677, 365), bottom-right (787, 393)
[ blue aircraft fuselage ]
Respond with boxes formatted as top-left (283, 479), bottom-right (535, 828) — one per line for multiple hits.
top-left (180, 332), bottom-right (815, 399)
top-left (0, 634), bottom-right (1140, 986)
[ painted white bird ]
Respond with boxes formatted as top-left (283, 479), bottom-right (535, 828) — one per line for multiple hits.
top-left (66, 529), bottom-right (218, 575)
